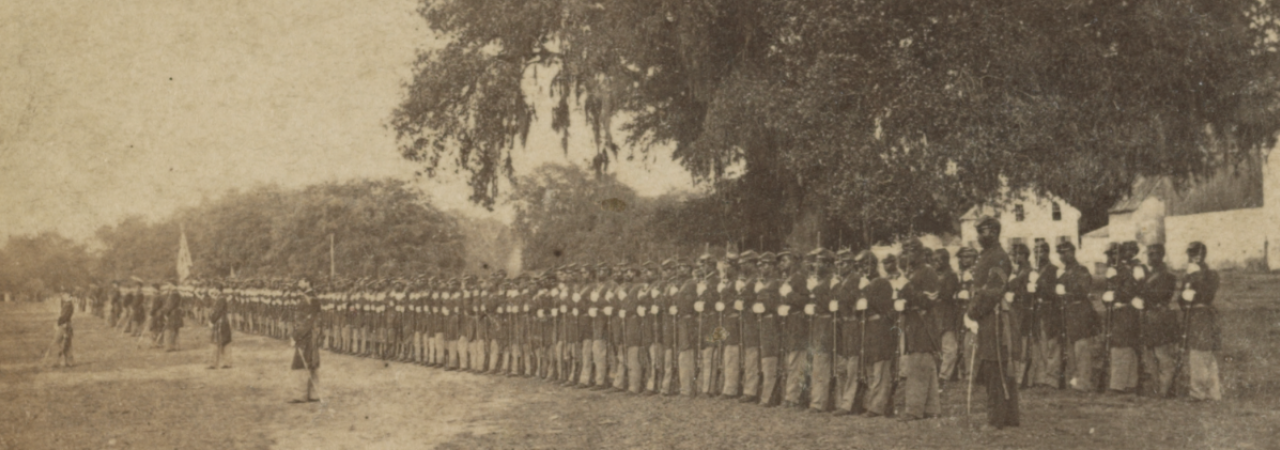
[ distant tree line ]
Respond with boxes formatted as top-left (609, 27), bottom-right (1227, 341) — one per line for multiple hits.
top-left (0, 179), bottom-right (471, 299)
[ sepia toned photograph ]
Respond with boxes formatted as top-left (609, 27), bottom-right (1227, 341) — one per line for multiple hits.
top-left (3, 0), bottom-right (1279, 448)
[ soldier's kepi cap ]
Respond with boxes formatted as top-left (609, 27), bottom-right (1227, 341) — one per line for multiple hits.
top-left (776, 249), bottom-right (796, 261)
top-left (976, 215), bottom-right (1001, 233)
top-left (881, 253), bottom-right (898, 268)
top-left (854, 249), bottom-right (877, 265)
top-left (808, 247), bottom-right (836, 262)
top-left (737, 250), bottom-right (759, 263)
top-left (661, 258), bottom-right (679, 269)
top-left (757, 252), bottom-right (778, 264)
top-left (835, 248), bottom-right (854, 262)
top-left (957, 247), bottom-right (978, 258)
top-left (1055, 241), bottom-right (1075, 252)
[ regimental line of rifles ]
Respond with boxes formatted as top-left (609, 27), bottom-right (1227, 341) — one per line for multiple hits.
top-left (87, 237), bottom-right (1223, 419)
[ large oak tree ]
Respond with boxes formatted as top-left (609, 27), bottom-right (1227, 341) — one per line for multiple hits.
top-left (393, 0), bottom-right (1280, 248)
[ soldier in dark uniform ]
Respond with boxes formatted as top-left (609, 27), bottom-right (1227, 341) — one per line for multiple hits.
top-left (1027, 242), bottom-right (1063, 389)
top-left (208, 284), bottom-right (233, 369)
top-left (1105, 241), bottom-right (1143, 394)
top-left (735, 250), bottom-right (762, 403)
top-left (1180, 241), bottom-right (1221, 400)
top-left (538, 270), bottom-right (558, 380)
top-left (954, 248), bottom-right (980, 382)
top-left (673, 259), bottom-right (699, 397)
top-left (777, 250), bottom-right (811, 408)
top-left (858, 251), bottom-right (896, 417)
top-left (657, 259), bottom-right (682, 395)
top-left (806, 248), bottom-right (837, 412)
top-left (607, 264), bottom-right (628, 390)
top-left (639, 262), bottom-right (660, 393)
top-left (53, 291), bottom-right (75, 367)
top-left (899, 244), bottom-right (941, 420)
top-left (1057, 242), bottom-right (1098, 392)
top-left (490, 275), bottom-right (509, 374)
top-left (163, 282), bottom-right (184, 351)
top-left (1138, 243), bottom-right (1179, 397)
top-left (832, 248), bottom-right (862, 416)
top-left (1006, 244), bottom-right (1032, 387)
top-left (935, 249), bottom-right (962, 385)
top-left (963, 216), bottom-right (1019, 430)
top-left (753, 252), bottom-right (784, 406)
top-left (585, 264), bottom-right (613, 389)
top-left (716, 251), bottom-right (743, 398)
top-left (695, 253), bottom-right (719, 398)
top-left (290, 280), bottom-right (321, 403)
top-left (147, 283), bottom-right (167, 348)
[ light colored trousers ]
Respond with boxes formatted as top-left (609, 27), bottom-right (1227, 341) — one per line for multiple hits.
top-left (626, 346), bottom-right (644, 393)
top-left (1028, 336), bottom-right (1062, 388)
top-left (809, 350), bottom-right (832, 410)
top-left (760, 355), bottom-right (779, 405)
top-left (1067, 338), bottom-right (1096, 392)
top-left (835, 355), bottom-right (863, 412)
top-left (722, 345), bottom-right (741, 396)
top-left (742, 347), bottom-right (760, 398)
top-left (1109, 347), bottom-right (1139, 391)
top-left (679, 349), bottom-right (696, 396)
top-left (1189, 350), bottom-right (1221, 400)
top-left (938, 331), bottom-right (960, 380)
top-left (612, 342), bottom-right (627, 389)
top-left (864, 360), bottom-right (893, 415)
top-left (784, 350), bottom-right (807, 404)
top-left (661, 348), bottom-right (675, 394)
top-left (295, 369), bottom-right (319, 401)
top-left (593, 339), bottom-right (609, 386)
top-left (1141, 344), bottom-right (1176, 396)
top-left (902, 353), bottom-right (940, 418)
top-left (699, 347), bottom-right (716, 395)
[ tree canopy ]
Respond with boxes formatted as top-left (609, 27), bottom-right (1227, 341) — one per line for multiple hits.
top-left (393, 0), bottom-right (1280, 248)
top-left (94, 179), bottom-right (466, 281)
top-left (0, 232), bottom-right (94, 298)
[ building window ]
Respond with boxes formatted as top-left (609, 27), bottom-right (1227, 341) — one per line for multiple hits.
top-left (1014, 204), bottom-right (1025, 222)
top-left (1052, 202), bottom-right (1062, 221)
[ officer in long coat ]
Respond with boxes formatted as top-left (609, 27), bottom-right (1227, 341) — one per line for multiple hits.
top-left (963, 216), bottom-right (1019, 430)
top-left (208, 284), bottom-right (233, 369)
top-left (290, 283), bottom-right (321, 403)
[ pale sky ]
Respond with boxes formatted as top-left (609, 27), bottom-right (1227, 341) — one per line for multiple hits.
top-left (0, 0), bottom-right (693, 243)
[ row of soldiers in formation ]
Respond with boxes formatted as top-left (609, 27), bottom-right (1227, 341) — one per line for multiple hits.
top-left (89, 219), bottom-right (1224, 427)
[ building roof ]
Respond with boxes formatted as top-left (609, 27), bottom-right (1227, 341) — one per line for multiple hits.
top-left (1109, 166), bottom-right (1263, 216)
top-left (1082, 225), bottom-right (1109, 239)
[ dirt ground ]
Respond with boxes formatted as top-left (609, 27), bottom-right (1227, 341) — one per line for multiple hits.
top-left (3, 272), bottom-right (1279, 449)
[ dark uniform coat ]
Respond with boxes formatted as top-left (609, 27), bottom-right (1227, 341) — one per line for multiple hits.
top-left (965, 245), bottom-right (1019, 362)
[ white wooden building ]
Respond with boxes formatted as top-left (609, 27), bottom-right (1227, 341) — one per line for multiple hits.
top-left (959, 187), bottom-right (1081, 267)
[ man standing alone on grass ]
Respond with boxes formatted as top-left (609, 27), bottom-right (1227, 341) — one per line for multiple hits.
top-left (208, 284), bottom-right (233, 369)
top-left (963, 216), bottom-right (1019, 431)
top-left (291, 280), bottom-right (321, 403)
top-left (52, 290), bottom-right (75, 367)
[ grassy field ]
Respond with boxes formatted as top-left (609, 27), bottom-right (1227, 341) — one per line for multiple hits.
top-left (1, 271), bottom-right (1278, 449)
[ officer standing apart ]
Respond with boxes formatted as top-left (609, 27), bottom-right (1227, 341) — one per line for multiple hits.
top-left (963, 216), bottom-right (1020, 430)
top-left (290, 280), bottom-right (322, 403)
top-left (208, 283), bottom-right (233, 369)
